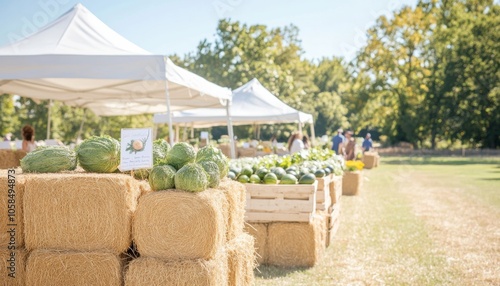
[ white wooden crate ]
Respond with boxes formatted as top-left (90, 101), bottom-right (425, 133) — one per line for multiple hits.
top-left (244, 181), bottom-right (318, 223)
top-left (316, 174), bottom-right (332, 211)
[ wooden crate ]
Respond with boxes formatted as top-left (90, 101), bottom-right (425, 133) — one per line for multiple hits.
top-left (329, 175), bottom-right (343, 204)
top-left (244, 181), bottom-right (318, 223)
top-left (326, 202), bottom-right (341, 247)
top-left (316, 175), bottom-right (332, 211)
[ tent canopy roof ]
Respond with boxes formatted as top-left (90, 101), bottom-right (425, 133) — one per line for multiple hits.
top-left (154, 78), bottom-right (314, 127)
top-left (0, 3), bottom-right (231, 116)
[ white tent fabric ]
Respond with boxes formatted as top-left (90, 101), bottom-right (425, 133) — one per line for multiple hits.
top-left (0, 3), bottom-right (232, 116)
top-left (154, 78), bottom-right (313, 127)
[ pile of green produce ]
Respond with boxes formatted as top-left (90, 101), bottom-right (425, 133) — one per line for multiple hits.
top-left (228, 149), bottom-right (344, 185)
top-left (148, 144), bottom-right (229, 193)
top-left (19, 135), bottom-right (229, 193)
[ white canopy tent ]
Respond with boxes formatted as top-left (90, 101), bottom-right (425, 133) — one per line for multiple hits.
top-left (0, 3), bottom-right (232, 146)
top-left (154, 78), bottom-right (315, 151)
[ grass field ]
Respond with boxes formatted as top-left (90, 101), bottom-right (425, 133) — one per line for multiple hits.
top-left (254, 156), bottom-right (500, 286)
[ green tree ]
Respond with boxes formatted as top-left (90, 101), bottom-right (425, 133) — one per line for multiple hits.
top-left (0, 94), bottom-right (19, 138)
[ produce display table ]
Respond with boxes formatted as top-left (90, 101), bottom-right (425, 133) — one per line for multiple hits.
top-left (244, 181), bottom-right (318, 223)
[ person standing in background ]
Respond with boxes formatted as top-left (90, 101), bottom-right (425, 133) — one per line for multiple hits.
top-left (302, 134), bottom-right (311, 150)
top-left (288, 132), bottom-right (305, 154)
top-left (331, 128), bottom-right (345, 155)
top-left (362, 133), bottom-right (373, 153)
top-left (3, 132), bottom-right (12, 141)
top-left (22, 125), bottom-right (37, 152)
top-left (344, 130), bottom-right (356, 160)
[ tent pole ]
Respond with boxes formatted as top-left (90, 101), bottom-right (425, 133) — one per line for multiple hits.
top-left (175, 125), bottom-right (180, 143)
top-left (164, 78), bottom-right (174, 146)
top-left (226, 101), bottom-right (236, 159)
top-left (190, 123), bottom-right (194, 138)
top-left (46, 99), bottom-right (52, 139)
top-left (183, 123), bottom-right (188, 141)
top-left (298, 116), bottom-right (303, 134)
top-left (310, 120), bottom-right (316, 146)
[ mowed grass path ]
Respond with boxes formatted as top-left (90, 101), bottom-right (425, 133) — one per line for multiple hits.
top-left (255, 157), bottom-right (500, 285)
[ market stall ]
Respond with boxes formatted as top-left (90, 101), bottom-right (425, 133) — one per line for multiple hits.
top-left (154, 78), bottom-right (315, 157)
top-left (0, 3), bottom-right (232, 146)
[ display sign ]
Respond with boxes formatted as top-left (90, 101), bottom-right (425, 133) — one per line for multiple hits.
top-left (200, 131), bottom-right (209, 139)
top-left (120, 128), bottom-right (153, 171)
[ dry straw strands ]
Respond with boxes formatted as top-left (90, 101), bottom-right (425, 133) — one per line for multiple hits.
top-left (362, 152), bottom-right (378, 169)
top-left (267, 215), bottom-right (326, 267)
top-left (244, 223), bottom-right (268, 264)
top-left (219, 178), bottom-right (246, 241)
top-left (330, 175), bottom-right (343, 204)
top-left (133, 188), bottom-right (227, 261)
top-left (0, 173), bottom-right (25, 247)
top-left (26, 250), bottom-right (122, 286)
top-left (0, 150), bottom-right (19, 169)
top-left (23, 173), bottom-right (141, 253)
top-left (125, 249), bottom-right (228, 286)
top-left (342, 171), bottom-right (363, 196)
top-left (0, 248), bottom-right (27, 286)
top-left (227, 233), bottom-right (256, 286)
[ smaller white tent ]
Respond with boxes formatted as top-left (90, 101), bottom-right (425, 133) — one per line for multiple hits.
top-left (155, 78), bottom-right (314, 126)
top-left (154, 78), bottom-right (316, 152)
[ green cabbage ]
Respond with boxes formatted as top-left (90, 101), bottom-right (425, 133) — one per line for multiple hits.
top-left (196, 145), bottom-right (229, 179)
top-left (174, 163), bottom-right (209, 192)
top-left (149, 165), bottom-right (176, 191)
top-left (199, 161), bottom-right (220, 188)
top-left (153, 139), bottom-right (171, 166)
top-left (166, 142), bottom-right (196, 170)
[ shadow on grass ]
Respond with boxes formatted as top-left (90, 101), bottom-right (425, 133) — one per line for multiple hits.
top-left (383, 157), bottom-right (500, 166)
top-left (254, 265), bottom-right (309, 279)
top-left (480, 177), bottom-right (500, 181)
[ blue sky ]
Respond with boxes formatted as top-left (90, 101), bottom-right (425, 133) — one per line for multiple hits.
top-left (0, 0), bottom-right (416, 61)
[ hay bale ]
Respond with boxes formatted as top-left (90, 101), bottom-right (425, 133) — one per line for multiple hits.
top-left (26, 250), bottom-right (122, 286)
top-left (125, 249), bottom-right (228, 286)
top-left (137, 180), bottom-right (152, 196)
top-left (267, 215), bottom-right (326, 267)
top-left (23, 173), bottom-right (141, 253)
top-left (0, 150), bottom-right (19, 169)
top-left (228, 233), bottom-right (256, 286)
top-left (0, 173), bottom-right (25, 248)
top-left (244, 223), bottom-right (268, 264)
top-left (133, 188), bottom-right (227, 261)
top-left (330, 175), bottom-right (343, 204)
top-left (0, 248), bottom-right (27, 286)
top-left (14, 150), bottom-right (27, 163)
top-left (342, 171), bottom-right (362, 196)
top-left (219, 178), bottom-right (246, 241)
top-left (362, 152), bottom-right (377, 169)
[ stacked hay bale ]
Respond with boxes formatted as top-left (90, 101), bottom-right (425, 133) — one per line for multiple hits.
top-left (343, 171), bottom-right (363, 196)
top-left (126, 179), bottom-right (255, 286)
top-left (0, 170), bottom-right (26, 286)
top-left (362, 151), bottom-right (379, 169)
top-left (245, 215), bottom-right (326, 268)
top-left (0, 150), bottom-right (20, 169)
top-left (22, 173), bottom-right (141, 286)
